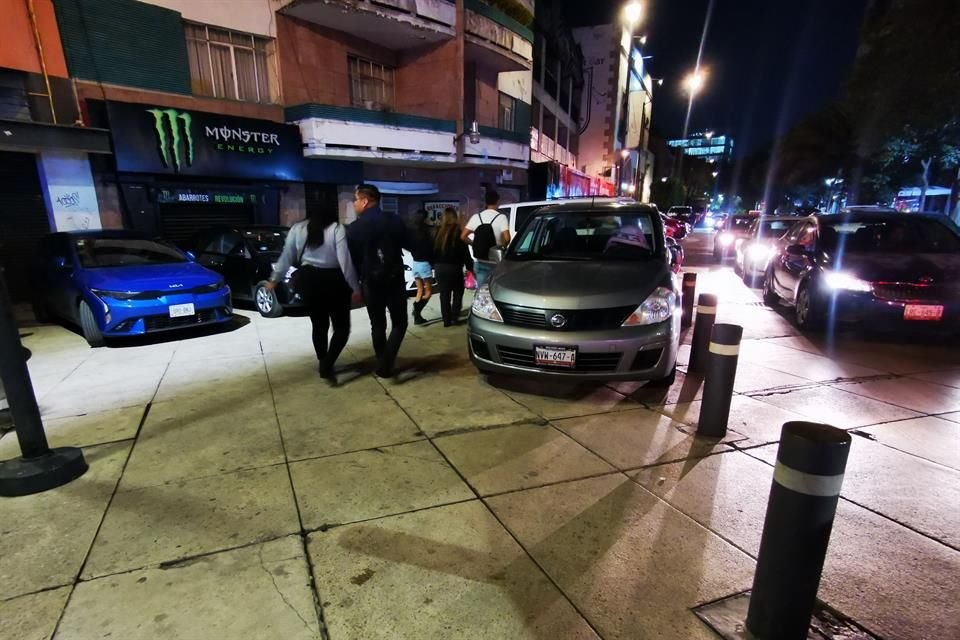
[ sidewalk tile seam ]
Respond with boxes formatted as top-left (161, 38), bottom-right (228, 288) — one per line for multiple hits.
top-left (303, 496), bottom-right (482, 535)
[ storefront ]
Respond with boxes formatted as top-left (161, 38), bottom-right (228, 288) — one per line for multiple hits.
top-left (104, 101), bottom-right (360, 243)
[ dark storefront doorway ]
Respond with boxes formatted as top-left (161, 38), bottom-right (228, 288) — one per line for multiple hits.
top-left (158, 202), bottom-right (255, 245)
top-left (0, 151), bottom-right (51, 301)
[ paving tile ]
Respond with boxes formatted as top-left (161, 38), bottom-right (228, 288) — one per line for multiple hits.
top-left (308, 501), bottom-right (600, 640)
top-left (485, 474), bottom-right (756, 639)
top-left (750, 350), bottom-right (885, 382)
top-left (607, 370), bottom-right (705, 407)
top-left (434, 423), bottom-right (616, 495)
top-left (942, 411), bottom-right (960, 424)
top-left (0, 406), bottom-right (143, 460)
top-left (748, 385), bottom-right (922, 429)
top-left (662, 394), bottom-right (809, 446)
top-left (290, 440), bottom-right (473, 528)
top-left (0, 442), bottom-right (130, 600)
top-left (554, 408), bottom-right (731, 471)
top-left (38, 361), bottom-right (166, 418)
top-left (859, 416), bottom-right (960, 471)
top-left (910, 368), bottom-right (960, 389)
top-left (83, 465), bottom-right (299, 578)
top-left (274, 376), bottom-right (423, 461)
top-left (0, 586), bottom-right (71, 640)
top-left (120, 397), bottom-right (285, 487)
top-left (59, 536), bottom-right (319, 640)
top-left (730, 362), bottom-right (810, 394)
top-left (154, 355), bottom-right (267, 404)
top-left (488, 377), bottom-right (636, 420)
top-left (837, 376), bottom-right (960, 414)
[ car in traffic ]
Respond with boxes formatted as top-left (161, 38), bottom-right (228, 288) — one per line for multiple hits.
top-left (468, 201), bottom-right (680, 384)
top-left (735, 216), bottom-right (798, 284)
top-left (714, 213), bottom-right (759, 260)
top-left (666, 205), bottom-right (697, 227)
top-left (34, 231), bottom-right (231, 346)
top-left (660, 213), bottom-right (690, 240)
top-left (186, 226), bottom-right (301, 318)
top-left (762, 212), bottom-right (960, 331)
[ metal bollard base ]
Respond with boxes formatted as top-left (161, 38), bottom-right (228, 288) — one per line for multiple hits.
top-left (0, 446), bottom-right (88, 497)
top-left (694, 591), bottom-right (879, 640)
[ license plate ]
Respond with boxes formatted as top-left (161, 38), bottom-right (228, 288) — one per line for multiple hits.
top-left (535, 346), bottom-right (577, 368)
top-left (904, 304), bottom-right (943, 321)
top-left (169, 303), bottom-right (196, 318)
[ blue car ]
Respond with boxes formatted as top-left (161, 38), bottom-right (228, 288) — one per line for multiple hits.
top-left (34, 231), bottom-right (232, 347)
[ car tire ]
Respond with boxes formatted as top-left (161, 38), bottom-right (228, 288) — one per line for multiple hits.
top-left (254, 281), bottom-right (284, 318)
top-left (647, 365), bottom-right (677, 388)
top-left (794, 285), bottom-right (824, 331)
top-left (78, 300), bottom-right (105, 348)
top-left (762, 270), bottom-right (780, 306)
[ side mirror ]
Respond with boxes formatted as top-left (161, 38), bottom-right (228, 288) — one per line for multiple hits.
top-left (488, 247), bottom-right (505, 263)
top-left (785, 244), bottom-right (807, 257)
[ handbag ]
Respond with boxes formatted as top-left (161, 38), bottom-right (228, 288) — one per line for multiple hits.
top-left (464, 270), bottom-right (477, 290)
top-left (288, 226), bottom-right (310, 292)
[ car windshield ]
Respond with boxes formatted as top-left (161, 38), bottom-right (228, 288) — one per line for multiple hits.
top-left (510, 211), bottom-right (659, 261)
top-left (74, 237), bottom-right (187, 268)
top-left (731, 217), bottom-right (755, 230)
top-left (243, 229), bottom-right (287, 254)
top-left (820, 219), bottom-right (960, 254)
top-left (758, 220), bottom-right (794, 238)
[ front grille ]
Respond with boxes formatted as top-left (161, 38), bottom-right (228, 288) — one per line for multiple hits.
top-left (144, 309), bottom-right (218, 332)
top-left (873, 283), bottom-right (951, 303)
top-left (496, 346), bottom-right (623, 373)
top-left (113, 283), bottom-right (223, 300)
top-left (631, 349), bottom-right (663, 371)
top-left (497, 303), bottom-right (637, 331)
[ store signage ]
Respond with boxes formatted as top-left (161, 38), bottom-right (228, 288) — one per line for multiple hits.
top-left (156, 188), bottom-right (257, 205)
top-left (108, 101), bottom-right (303, 181)
top-left (423, 201), bottom-right (460, 226)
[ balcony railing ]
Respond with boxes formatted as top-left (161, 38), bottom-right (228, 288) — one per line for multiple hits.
top-left (464, 0), bottom-right (533, 70)
top-left (278, 0), bottom-right (456, 47)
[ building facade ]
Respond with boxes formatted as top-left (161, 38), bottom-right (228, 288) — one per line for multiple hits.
top-left (667, 132), bottom-right (735, 164)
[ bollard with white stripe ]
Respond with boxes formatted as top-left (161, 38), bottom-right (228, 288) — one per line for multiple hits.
top-left (687, 293), bottom-right (717, 375)
top-left (746, 421), bottom-right (852, 640)
top-left (697, 323), bottom-right (742, 437)
top-left (681, 273), bottom-right (697, 329)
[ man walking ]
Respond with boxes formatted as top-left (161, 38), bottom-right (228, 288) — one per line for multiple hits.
top-left (347, 184), bottom-right (409, 378)
top-left (462, 189), bottom-right (510, 287)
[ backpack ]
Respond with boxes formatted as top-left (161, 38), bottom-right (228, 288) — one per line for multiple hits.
top-left (363, 227), bottom-right (403, 286)
top-left (472, 210), bottom-right (504, 261)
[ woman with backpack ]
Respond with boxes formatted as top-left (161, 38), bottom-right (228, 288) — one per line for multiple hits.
top-left (433, 208), bottom-right (474, 327)
top-left (267, 206), bottom-right (361, 385)
top-left (408, 209), bottom-right (434, 325)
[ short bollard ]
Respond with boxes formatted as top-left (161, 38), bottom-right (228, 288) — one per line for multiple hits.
top-left (746, 422), bottom-right (852, 640)
top-left (681, 273), bottom-right (697, 329)
top-left (687, 293), bottom-right (717, 375)
top-left (697, 323), bottom-right (743, 437)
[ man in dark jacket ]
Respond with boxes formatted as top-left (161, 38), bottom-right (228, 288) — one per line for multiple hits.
top-left (347, 184), bottom-right (410, 378)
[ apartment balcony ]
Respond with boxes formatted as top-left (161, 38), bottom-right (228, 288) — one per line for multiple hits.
top-left (278, 0), bottom-right (456, 48)
top-left (464, 0), bottom-right (533, 71)
top-left (465, 126), bottom-right (529, 169)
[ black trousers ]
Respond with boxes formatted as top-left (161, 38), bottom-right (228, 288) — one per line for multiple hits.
top-left (363, 278), bottom-right (408, 372)
top-left (434, 264), bottom-right (465, 325)
top-left (297, 266), bottom-right (352, 369)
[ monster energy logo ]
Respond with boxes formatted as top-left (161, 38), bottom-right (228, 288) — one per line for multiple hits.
top-left (147, 109), bottom-right (194, 171)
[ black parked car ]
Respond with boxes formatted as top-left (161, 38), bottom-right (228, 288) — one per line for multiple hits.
top-left (185, 226), bottom-right (301, 317)
top-left (762, 212), bottom-right (960, 331)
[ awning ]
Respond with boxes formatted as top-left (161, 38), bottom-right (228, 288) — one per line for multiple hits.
top-left (369, 181), bottom-right (439, 195)
top-left (0, 119), bottom-right (112, 155)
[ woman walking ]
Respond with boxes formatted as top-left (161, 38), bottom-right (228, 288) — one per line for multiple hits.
top-left (409, 209), bottom-right (434, 325)
top-left (267, 207), bottom-right (361, 385)
top-left (432, 208), bottom-right (473, 327)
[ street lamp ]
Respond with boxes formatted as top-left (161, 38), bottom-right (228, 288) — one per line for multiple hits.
top-left (683, 69), bottom-right (707, 95)
top-left (623, 1), bottom-right (643, 26)
top-left (712, 171), bottom-right (719, 178)
top-left (704, 130), bottom-right (714, 141)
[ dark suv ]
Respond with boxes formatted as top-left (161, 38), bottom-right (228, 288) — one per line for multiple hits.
top-left (185, 226), bottom-right (301, 317)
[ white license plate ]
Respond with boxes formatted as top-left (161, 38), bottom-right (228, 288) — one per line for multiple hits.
top-left (535, 346), bottom-right (576, 368)
top-left (169, 303), bottom-right (196, 318)
top-left (903, 304), bottom-right (943, 321)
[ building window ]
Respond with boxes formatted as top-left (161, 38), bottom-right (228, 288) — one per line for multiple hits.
top-left (498, 92), bottom-right (516, 130)
top-left (348, 56), bottom-right (395, 110)
top-left (185, 23), bottom-right (273, 103)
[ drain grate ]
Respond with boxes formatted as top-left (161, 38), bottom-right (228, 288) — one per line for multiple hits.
top-left (693, 592), bottom-right (880, 639)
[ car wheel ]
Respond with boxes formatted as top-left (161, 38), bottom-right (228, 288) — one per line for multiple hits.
top-left (795, 285), bottom-right (824, 331)
top-left (762, 270), bottom-right (780, 306)
top-left (254, 281), bottom-right (284, 318)
top-left (646, 365), bottom-right (677, 388)
top-left (78, 300), bottom-right (105, 348)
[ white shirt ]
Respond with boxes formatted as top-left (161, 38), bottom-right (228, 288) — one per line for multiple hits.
top-left (465, 208), bottom-right (510, 259)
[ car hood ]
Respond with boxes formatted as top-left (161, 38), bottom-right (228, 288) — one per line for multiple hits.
top-left (80, 262), bottom-right (223, 292)
top-left (830, 253), bottom-right (960, 284)
top-left (490, 259), bottom-right (671, 309)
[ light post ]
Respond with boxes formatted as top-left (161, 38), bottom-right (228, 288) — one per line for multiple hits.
top-left (677, 68), bottom-right (707, 182)
top-left (619, 2), bottom-right (644, 197)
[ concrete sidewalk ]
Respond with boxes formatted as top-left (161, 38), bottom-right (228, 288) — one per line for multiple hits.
top-left (1, 272), bottom-right (959, 640)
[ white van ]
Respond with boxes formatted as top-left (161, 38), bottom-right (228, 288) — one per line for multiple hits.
top-left (497, 197), bottom-right (624, 240)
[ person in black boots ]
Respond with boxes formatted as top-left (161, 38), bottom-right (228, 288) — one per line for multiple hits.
top-left (267, 206), bottom-right (361, 386)
top-left (432, 208), bottom-right (473, 327)
top-left (408, 209), bottom-right (434, 325)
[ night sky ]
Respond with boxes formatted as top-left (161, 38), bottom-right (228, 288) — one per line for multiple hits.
top-left (566, 0), bottom-right (870, 156)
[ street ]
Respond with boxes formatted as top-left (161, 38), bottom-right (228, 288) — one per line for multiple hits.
top-left (1, 230), bottom-right (958, 640)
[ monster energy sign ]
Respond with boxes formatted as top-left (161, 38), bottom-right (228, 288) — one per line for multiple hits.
top-left (108, 101), bottom-right (303, 181)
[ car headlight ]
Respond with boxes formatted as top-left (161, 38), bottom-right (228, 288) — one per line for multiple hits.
top-left (195, 281), bottom-right (225, 294)
top-left (470, 285), bottom-right (503, 322)
top-left (90, 288), bottom-right (140, 300)
top-left (718, 232), bottom-right (735, 246)
top-left (824, 271), bottom-right (872, 293)
top-left (622, 286), bottom-right (677, 327)
top-left (746, 244), bottom-right (772, 262)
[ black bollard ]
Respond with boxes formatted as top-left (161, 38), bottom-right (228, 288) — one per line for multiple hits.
top-left (0, 272), bottom-right (87, 497)
top-left (697, 323), bottom-right (743, 437)
top-left (687, 293), bottom-right (717, 375)
top-left (681, 273), bottom-right (697, 329)
top-left (746, 421), bottom-right (852, 640)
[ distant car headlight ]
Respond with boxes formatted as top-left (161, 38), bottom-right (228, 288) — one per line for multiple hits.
top-left (718, 232), bottom-right (735, 246)
top-left (90, 288), bottom-right (140, 301)
top-left (704, 217), bottom-right (716, 229)
top-left (470, 285), bottom-right (503, 322)
top-left (622, 286), bottom-right (677, 327)
top-left (824, 271), bottom-right (872, 292)
top-left (746, 244), bottom-right (772, 262)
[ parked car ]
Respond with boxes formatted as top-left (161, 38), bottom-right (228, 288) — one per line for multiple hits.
top-left (186, 226), bottom-right (300, 318)
top-left (714, 213), bottom-right (758, 260)
top-left (34, 231), bottom-right (231, 346)
top-left (666, 205), bottom-right (696, 227)
top-left (497, 197), bottom-right (625, 241)
top-left (468, 201), bottom-right (680, 384)
top-left (734, 216), bottom-right (798, 284)
top-left (762, 212), bottom-right (960, 331)
top-left (660, 214), bottom-right (690, 240)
